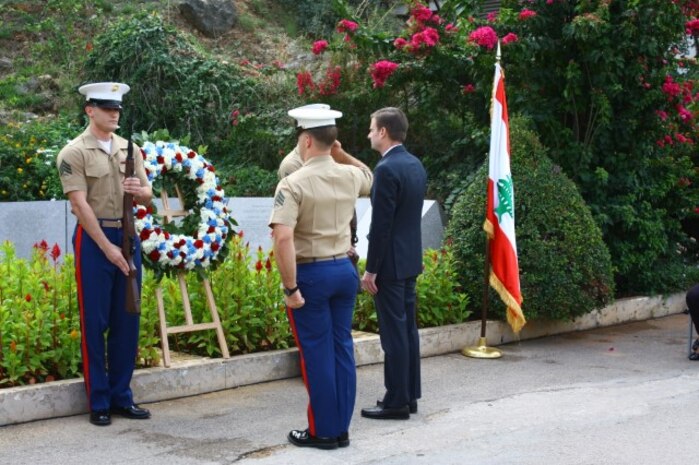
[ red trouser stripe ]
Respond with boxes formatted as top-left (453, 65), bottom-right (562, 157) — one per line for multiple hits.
top-left (286, 305), bottom-right (316, 436)
top-left (75, 226), bottom-right (92, 408)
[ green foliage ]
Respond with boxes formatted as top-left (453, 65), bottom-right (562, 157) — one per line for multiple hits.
top-left (0, 241), bottom-right (80, 386)
top-left (353, 246), bottom-right (471, 333)
top-left (0, 116), bottom-right (80, 201)
top-left (447, 117), bottom-right (615, 321)
top-left (223, 165), bottom-right (279, 197)
top-left (82, 13), bottom-right (260, 151)
top-left (487, 0), bottom-right (699, 293)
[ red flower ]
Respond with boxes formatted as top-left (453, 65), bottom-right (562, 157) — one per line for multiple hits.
top-left (136, 208), bottom-right (147, 219)
top-left (140, 229), bottom-right (151, 241)
top-left (468, 26), bottom-right (498, 50)
top-left (369, 60), bottom-right (399, 88)
top-left (336, 19), bottom-right (358, 34)
top-left (50, 243), bottom-right (61, 262)
top-left (42, 281), bottom-right (50, 292)
top-left (34, 240), bottom-right (49, 253)
top-left (188, 151), bottom-right (196, 159)
top-left (211, 242), bottom-right (220, 252)
top-left (410, 27), bottom-right (440, 51)
top-left (85, 42), bottom-right (93, 52)
top-left (148, 250), bottom-right (161, 261)
top-left (518, 9), bottom-right (537, 20)
top-left (462, 84), bottom-right (476, 94)
top-left (208, 226), bottom-right (216, 234)
top-left (686, 18), bottom-right (699, 35)
top-left (25, 293), bottom-right (32, 302)
top-left (255, 260), bottom-right (263, 272)
top-left (265, 258), bottom-right (272, 272)
top-left (194, 240), bottom-right (204, 249)
top-left (312, 40), bottom-right (329, 55)
top-left (296, 71), bottom-right (315, 95)
top-left (318, 66), bottom-right (342, 96)
top-left (156, 155), bottom-right (165, 164)
top-left (502, 33), bottom-right (519, 45)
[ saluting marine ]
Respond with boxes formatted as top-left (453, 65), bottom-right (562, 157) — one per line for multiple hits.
top-left (269, 105), bottom-right (373, 449)
top-left (56, 82), bottom-right (153, 426)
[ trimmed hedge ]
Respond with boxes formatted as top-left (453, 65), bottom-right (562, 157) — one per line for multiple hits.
top-left (447, 116), bottom-right (615, 321)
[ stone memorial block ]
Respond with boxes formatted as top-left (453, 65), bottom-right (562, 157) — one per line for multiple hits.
top-left (0, 200), bottom-right (75, 261)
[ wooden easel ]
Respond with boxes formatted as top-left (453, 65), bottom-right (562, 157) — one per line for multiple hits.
top-left (155, 186), bottom-right (230, 367)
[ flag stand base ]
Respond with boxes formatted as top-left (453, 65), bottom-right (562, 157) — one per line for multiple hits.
top-left (462, 337), bottom-right (503, 359)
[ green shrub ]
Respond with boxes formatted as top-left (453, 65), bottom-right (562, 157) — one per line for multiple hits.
top-left (0, 116), bottom-right (80, 201)
top-left (447, 116), bottom-right (615, 321)
top-left (353, 246), bottom-right (471, 333)
top-left (82, 13), bottom-right (260, 153)
top-left (223, 165), bottom-right (279, 197)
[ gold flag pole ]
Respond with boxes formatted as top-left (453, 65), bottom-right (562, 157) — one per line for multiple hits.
top-left (462, 41), bottom-right (503, 359)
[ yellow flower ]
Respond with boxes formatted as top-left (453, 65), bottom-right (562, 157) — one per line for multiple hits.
top-left (70, 329), bottom-right (79, 340)
top-left (17, 167), bottom-right (23, 174)
top-left (26, 157), bottom-right (32, 164)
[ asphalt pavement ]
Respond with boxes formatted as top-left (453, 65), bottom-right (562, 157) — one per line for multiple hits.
top-left (0, 314), bottom-right (697, 465)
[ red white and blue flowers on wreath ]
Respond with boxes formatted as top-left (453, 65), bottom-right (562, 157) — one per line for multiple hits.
top-left (135, 141), bottom-right (234, 273)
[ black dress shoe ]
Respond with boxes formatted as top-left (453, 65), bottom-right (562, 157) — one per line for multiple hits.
top-left (361, 405), bottom-right (410, 420)
top-left (89, 410), bottom-right (111, 426)
top-left (287, 429), bottom-right (338, 450)
top-left (377, 399), bottom-right (418, 414)
top-left (338, 432), bottom-right (350, 448)
top-left (110, 404), bottom-right (151, 419)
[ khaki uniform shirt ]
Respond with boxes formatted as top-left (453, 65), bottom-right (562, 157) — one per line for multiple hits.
top-left (269, 155), bottom-right (373, 261)
top-left (277, 146), bottom-right (304, 179)
top-left (56, 128), bottom-right (149, 219)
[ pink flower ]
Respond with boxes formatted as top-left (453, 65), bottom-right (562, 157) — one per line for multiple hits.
top-left (519, 9), bottom-right (537, 20)
top-left (445, 23), bottom-right (458, 33)
top-left (502, 33), bottom-right (519, 45)
top-left (468, 26), bottom-right (498, 50)
top-left (662, 76), bottom-right (682, 98)
top-left (337, 19), bottom-right (358, 34)
top-left (486, 12), bottom-right (498, 22)
top-left (547, 0), bottom-right (554, 4)
top-left (394, 37), bottom-right (408, 49)
top-left (411, 5), bottom-right (433, 23)
top-left (676, 104), bottom-right (693, 121)
top-left (656, 110), bottom-right (668, 121)
top-left (675, 133), bottom-right (690, 144)
top-left (369, 60), bottom-right (399, 88)
top-left (312, 40), bottom-right (328, 55)
top-left (410, 27), bottom-right (440, 50)
top-left (462, 84), bottom-right (476, 94)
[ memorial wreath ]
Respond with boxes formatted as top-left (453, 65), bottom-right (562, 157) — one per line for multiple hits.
top-left (134, 140), bottom-right (235, 277)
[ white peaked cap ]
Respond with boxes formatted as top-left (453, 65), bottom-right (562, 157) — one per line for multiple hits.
top-left (78, 82), bottom-right (131, 108)
top-left (288, 105), bottom-right (342, 129)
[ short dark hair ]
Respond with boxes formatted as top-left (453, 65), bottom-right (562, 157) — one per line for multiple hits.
top-left (298, 125), bottom-right (338, 148)
top-left (371, 107), bottom-right (408, 143)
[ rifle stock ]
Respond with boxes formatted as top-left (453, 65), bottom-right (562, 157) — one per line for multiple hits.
top-left (122, 140), bottom-right (141, 314)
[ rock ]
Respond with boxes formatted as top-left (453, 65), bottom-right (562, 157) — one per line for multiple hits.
top-left (178, 0), bottom-right (237, 38)
top-left (0, 57), bottom-right (12, 73)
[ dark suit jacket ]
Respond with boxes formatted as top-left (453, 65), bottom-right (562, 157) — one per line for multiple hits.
top-left (366, 145), bottom-right (427, 280)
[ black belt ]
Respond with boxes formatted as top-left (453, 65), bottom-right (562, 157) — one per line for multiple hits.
top-left (296, 254), bottom-right (347, 264)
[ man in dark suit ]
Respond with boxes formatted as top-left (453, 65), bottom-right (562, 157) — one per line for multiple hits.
top-left (360, 107), bottom-right (427, 420)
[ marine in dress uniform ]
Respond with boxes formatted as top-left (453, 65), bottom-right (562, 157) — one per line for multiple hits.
top-left (56, 82), bottom-right (153, 426)
top-left (269, 106), bottom-right (373, 449)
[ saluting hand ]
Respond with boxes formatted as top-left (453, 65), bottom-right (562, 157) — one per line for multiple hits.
top-left (361, 271), bottom-right (378, 295)
top-left (285, 290), bottom-right (305, 309)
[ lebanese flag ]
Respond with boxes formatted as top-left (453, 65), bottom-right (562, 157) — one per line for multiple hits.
top-left (483, 60), bottom-right (525, 333)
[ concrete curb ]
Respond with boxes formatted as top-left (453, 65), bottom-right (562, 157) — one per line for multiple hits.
top-left (0, 292), bottom-right (686, 426)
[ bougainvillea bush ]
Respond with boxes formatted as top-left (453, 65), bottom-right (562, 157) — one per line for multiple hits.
top-left (293, 0), bottom-right (698, 295)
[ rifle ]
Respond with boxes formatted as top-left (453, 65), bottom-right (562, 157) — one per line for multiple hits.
top-left (122, 139), bottom-right (141, 314)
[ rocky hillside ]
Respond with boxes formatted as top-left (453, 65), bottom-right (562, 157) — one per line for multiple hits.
top-left (0, 0), bottom-right (308, 124)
